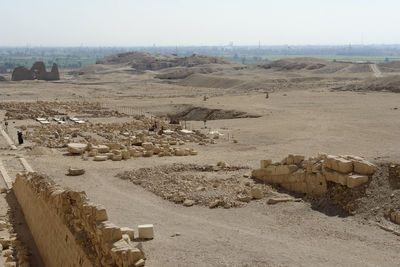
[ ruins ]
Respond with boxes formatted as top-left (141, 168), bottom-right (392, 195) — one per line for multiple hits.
top-left (11, 61), bottom-right (59, 81)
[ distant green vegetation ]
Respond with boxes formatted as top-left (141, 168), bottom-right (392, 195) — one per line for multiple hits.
top-left (1, 45), bottom-right (400, 71)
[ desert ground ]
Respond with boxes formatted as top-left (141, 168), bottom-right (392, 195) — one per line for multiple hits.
top-left (0, 54), bottom-right (400, 266)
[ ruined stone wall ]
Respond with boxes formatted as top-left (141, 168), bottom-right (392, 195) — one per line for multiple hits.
top-left (252, 154), bottom-right (376, 195)
top-left (13, 172), bottom-right (143, 267)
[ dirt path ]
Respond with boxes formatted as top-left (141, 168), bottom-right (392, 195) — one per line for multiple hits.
top-left (370, 64), bottom-right (383, 78)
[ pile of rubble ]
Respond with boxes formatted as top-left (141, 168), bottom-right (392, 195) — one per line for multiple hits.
top-left (23, 119), bottom-right (213, 159)
top-left (1, 101), bottom-right (123, 120)
top-left (252, 153), bottom-right (376, 196)
top-left (117, 163), bottom-right (274, 208)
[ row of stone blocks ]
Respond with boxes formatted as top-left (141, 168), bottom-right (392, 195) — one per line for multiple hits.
top-left (385, 209), bottom-right (400, 225)
top-left (68, 142), bottom-right (198, 161)
top-left (252, 153), bottom-right (376, 195)
top-left (13, 172), bottom-right (145, 267)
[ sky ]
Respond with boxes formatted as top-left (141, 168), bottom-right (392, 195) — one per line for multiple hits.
top-left (1, 0), bottom-right (400, 46)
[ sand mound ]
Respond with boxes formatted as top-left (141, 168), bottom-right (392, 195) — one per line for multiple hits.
top-left (96, 52), bottom-right (233, 71)
top-left (335, 75), bottom-right (400, 93)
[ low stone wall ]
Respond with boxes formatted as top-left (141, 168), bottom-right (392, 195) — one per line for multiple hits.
top-left (252, 153), bottom-right (376, 195)
top-left (13, 172), bottom-right (144, 267)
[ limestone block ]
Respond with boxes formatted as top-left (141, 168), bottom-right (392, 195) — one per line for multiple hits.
top-left (68, 168), bottom-right (85, 176)
top-left (142, 142), bottom-right (154, 151)
top-left (217, 161), bottom-right (229, 168)
top-left (122, 150), bottom-right (131, 160)
top-left (322, 168), bottom-right (347, 186)
top-left (132, 151), bottom-right (143, 157)
top-left (135, 259), bottom-right (145, 267)
top-left (121, 227), bottom-right (135, 240)
top-left (260, 160), bottom-right (272, 168)
top-left (95, 206), bottom-right (108, 221)
top-left (100, 222), bottom-right (123, 242)
top-left (111, 149), bottom-right (121, 155)
top-left (105, 153), bottom-right (114, 159)
top-left (92, 145), bottom-right (110, 153)
top-left (153, 146), bottom-right (161, 154)
top-left (94, 155), bottom-right (108, 161)
top-left (138, 224), bottom-right (154, 239)
top-left (88, 149), bottom-right (98, 157)
top-left (112, 154), bottom-right (122, 161)
top-left (352, 160), bottom-right (376, 175)
top-left (67, 143), bottom-right (88, 154)
top-left (143, 150), bottom-right (153, 157)
top-left (175, 149), bottom-right (185, 156)
top-left (190, 150), bottom-right (198, 155)
top-left (347, 174), bottom-right (368, 188)
top-left (325, 155), bottom-right (353, 173)
top-left (305, 173), bottom-right (327, 195)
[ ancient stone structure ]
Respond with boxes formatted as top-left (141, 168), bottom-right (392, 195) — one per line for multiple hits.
top-left (252, 154), bottom-right (376, 195)
top-left (13, 172), bottom-right (145, 267)
top-left (11, 66), bottom-right (34, 81)
top-left (11, 62), bottom-right (59, 81)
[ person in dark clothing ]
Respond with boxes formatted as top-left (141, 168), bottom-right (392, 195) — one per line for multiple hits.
top-left (17, 131), bottom-right (23, 145)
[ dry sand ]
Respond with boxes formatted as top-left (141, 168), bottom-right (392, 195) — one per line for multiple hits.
top-left (1, 57), bottom-right (400, 266)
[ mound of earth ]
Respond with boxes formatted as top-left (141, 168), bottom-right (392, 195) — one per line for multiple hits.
top-left (255, 57), bottom-right (371, 74)
top-left (96, 52), bottom-right (233, 71)
top-left (117, 163), bottom-right (275, 208)
top-left (334, 75), bottom-right (400, 93)
top-left (378, 61), bottom-right (400, 73)
top-left (166, 104), bottom-right (260, 121)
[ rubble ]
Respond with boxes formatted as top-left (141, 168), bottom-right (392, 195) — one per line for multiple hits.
top-left (117, 163), bottom-right (271, 208)
top-left (252, 154), bottom-right (376, 195)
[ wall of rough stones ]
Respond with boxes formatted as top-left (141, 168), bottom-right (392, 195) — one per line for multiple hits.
top-left (252, 153), bottom-right (376, 195)
top-left (13, 172), bottom-right (144, 267)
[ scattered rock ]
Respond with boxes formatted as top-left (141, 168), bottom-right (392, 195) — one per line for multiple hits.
top-left (183, 199), bottom-right (195, 207)
top-left (68, 168), bottom-right (85, 176)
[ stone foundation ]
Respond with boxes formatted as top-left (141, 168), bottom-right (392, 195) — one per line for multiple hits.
top-left (13, 172), bottom-right (144, 267)
top-left (252, 154), bottom-right (376, 195)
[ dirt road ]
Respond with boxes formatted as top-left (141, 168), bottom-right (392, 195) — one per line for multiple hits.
top-left (370, 64), bottom-right (383, 77)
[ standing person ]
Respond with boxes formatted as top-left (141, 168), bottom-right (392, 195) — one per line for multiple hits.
top-left (17, 131), bottom-right (23, 145)
top-left (4, 121), bottom-right (8, 132)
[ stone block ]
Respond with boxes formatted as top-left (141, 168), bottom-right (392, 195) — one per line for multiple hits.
top-left (94, 155), bottom-right (108, 161)
top-left (265, 164), bottom-right (298, 175)
top-left (305, 173), bottom-right (327, 195)
top-left (101, 222), bottom-right (122, 243)
top-left (143, 150), bottom-right (153, 157)
top-left (67, 143), bottom-right (88, 154)
top-left (250, 188), bottom-right (263, 199)
top-left (122, 150), bottom-right (131, 160)
top-left (353, 160), bottom-right (376, 175)
top-left (92, 145), bottom-right (110, 153)
top-left (68, 168), bottom-right (85, 176)
top-left (322, 168), bottom-right (347, 186)
top-left (142, 142), bottom-right (154, 151)
top-left (324, 155), bottom-right (353, 173)
top-left (347, 174), bottom-right (368, 188)
top-left (121, 227), bottom-right (135, 240)
top-left (138, 224), bottom-right (154, 239)
top-left (112, 154), bottom-right (122, 161)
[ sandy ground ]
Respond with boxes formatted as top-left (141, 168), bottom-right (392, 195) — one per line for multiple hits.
top-left (1, 63), bottom-right (400, 266)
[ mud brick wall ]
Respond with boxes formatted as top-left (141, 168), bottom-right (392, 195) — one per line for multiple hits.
top-left (13, 172), bottom-right (143, 267)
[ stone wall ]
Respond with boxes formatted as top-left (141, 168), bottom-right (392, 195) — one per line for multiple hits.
top-left (13, 172), bottom-right (144, 267)
top-left (252, 153), bottom-right (376, 195)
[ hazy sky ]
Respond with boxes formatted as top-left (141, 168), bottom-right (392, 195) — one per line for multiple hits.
top-left (2, 0), bottom-right (400, 46)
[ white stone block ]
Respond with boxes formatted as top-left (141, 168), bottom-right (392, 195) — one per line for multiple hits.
top-left (138, 224), bottom-right (154, 239)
